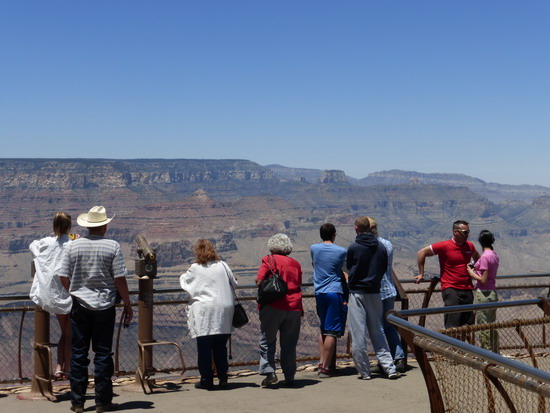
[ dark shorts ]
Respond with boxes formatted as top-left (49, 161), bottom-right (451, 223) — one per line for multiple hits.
top-left (315, 292), bottom-right (347, 337)
top-left (442, 287), bottom-right (474, 328)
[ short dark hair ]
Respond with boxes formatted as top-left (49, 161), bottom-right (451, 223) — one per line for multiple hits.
top-left (453, 220), bottom-right (469, 230)
top-left (478, 230), bottom-right (495, 249)
top-left (319, 223), bottom-right (336, 241)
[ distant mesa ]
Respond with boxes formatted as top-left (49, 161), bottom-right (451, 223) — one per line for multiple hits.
top-left (319, 170), bottom-right (347, 184)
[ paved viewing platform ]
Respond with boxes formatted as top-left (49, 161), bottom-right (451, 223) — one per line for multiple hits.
top-left (0, 361), bottom-right (429, 413)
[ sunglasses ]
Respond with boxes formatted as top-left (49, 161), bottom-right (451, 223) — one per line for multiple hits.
top-left (455, 229), bottom-right (470, 235)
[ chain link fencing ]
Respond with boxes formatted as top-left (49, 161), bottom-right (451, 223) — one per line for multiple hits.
top-left (0, 284), bottom-right (354, 384)
top-left (390, 298), bottom-right (550, 413)
top-left (2, 274), bottom-right (550, 390)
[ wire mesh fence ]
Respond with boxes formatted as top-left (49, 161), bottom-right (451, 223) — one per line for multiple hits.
top-left (422, 336), bottom-right (550, 413)
top-left (2, 274), bottom-right (549, 387)
top-left (0, 284), bottom-right (354, 384)
top-left (390, 298), bottom-right (550, 413)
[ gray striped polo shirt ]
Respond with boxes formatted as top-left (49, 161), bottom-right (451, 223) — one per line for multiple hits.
top-left (59, 235), bottom-right (128, 310)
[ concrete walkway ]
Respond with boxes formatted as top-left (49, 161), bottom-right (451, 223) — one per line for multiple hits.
top-left (1, 362), bottom-right (430, 413)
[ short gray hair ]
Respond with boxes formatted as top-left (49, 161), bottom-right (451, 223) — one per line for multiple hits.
top-left (268, 233), bottom-right (293, 255)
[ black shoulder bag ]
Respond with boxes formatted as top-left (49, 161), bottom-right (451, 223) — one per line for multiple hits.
top-left (256, 255), bottom-right (288, 306)
top-left (222, 262), bottom-right (249, 328)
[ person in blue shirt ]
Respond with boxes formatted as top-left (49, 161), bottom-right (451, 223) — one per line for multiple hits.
top-left (311, 223), bottom-right (348, 378)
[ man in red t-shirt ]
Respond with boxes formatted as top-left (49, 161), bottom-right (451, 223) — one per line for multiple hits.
top-left (415, 220), bottom-right (480, 328)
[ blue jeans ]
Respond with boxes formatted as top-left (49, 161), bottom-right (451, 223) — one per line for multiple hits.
top-left (348, 292), bottom-right (396, 378)
top-left (196, 334), bottom-right (230, 387)
top-left (70, 298), bottom-right (115, 408)
top-left (381, 296), bottom-right (405, 360)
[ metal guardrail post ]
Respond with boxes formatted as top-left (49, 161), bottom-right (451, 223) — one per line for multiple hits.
top-left (137, 277), bottom-right (154, 374)
top-left (132, 235), bottom-right (186, 394)
top-left (392, 269), bottom-right (409, 367)
top-left (18, 262), bottom-right (55, 400)
top-left (419, 277), bottom-right (440, 327)
top-left (29, 305), bottom-right (54, 397)
top-left (134, 235), bottom-right (157, 390)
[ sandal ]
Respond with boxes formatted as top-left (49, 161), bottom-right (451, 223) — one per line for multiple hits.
top-left (318, 367), bottom-right (334, 378)
top-left (54, 371), bottom-right (70, 380)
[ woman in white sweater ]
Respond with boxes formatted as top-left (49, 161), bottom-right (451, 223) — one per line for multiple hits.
top-left (180, 239), bottom-right (237, 390)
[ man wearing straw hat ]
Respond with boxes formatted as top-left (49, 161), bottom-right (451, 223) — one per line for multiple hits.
top-left (59, 206), bottom-right (133, 413)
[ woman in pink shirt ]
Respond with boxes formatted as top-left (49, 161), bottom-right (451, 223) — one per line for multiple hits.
top-left (467, 230), bottom-right (499, 352)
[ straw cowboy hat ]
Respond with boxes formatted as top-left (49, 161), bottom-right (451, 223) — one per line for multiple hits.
top-left (77, 206), bottom-right (115, 227)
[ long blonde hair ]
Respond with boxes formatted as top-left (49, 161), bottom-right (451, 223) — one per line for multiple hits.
top-left (367, 216), bottom-right (378, 236)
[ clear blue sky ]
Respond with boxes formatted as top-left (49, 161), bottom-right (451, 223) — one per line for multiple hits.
top-left (2, 1), bottom-right (549, 186)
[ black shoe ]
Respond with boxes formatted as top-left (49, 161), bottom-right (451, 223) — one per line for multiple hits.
top-left (281, 379), bottom-right (295, 387)
top-left (261, 372), bottom-right (278, 387)
top-left (218, 379), bottom-right (229, 389)
top-left (70, 406), bottom-right (84, 413)
top-left (195, 382), bottom-right (214, 390)
top-left (395, 359), bottom-right (406, 373)
top-left (96, 403), bottom-right (119, 413)
top-left (371, 364), bottom-right (382, 374)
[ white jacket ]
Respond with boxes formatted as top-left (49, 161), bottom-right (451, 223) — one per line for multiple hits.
top-left (180, 261), bottom-right (237, 338)
top-left (29, 235), bottom-right (72, 314)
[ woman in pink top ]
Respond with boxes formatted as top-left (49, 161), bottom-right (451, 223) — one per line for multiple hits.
top-left (467, 230), bottom-right (499, 352)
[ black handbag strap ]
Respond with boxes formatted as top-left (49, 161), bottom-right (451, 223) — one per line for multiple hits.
top-left (268, 254), bottom-right (278, 277)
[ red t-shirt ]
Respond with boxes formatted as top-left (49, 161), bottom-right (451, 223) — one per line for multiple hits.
top-left (431, 239), bottom-right (476, 290)
top-left (256, 254), bottom-right (303, 313)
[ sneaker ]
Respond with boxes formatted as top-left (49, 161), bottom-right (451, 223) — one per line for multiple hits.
top-left (359, 375), bottom-right (371, 380)
top-left (395, 359), bottom-right (406, 373)
top-left (96, 403), bottom-right (119, 412)
top-left (388, 372), bottom-right (400, 380)
top-left (70, 406), bottom-right (84, 413)
top-left (261, 372), bottom-right (278, 387)
top-left (218, 379), bottom-right (229, 389)
top-left (318, 368), bottom-right (333, 378)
